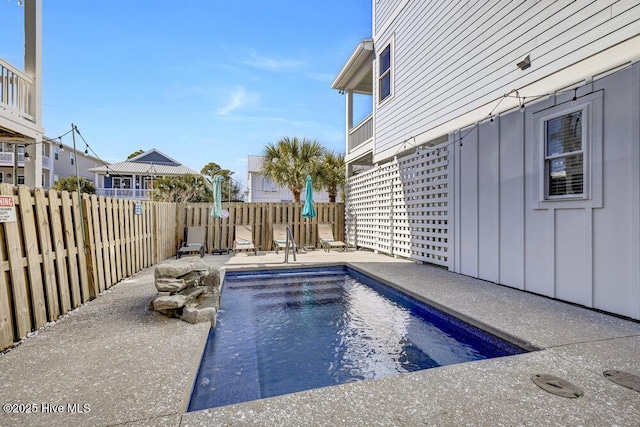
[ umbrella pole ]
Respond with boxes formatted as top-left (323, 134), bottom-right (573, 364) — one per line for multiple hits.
top-left (212, 217), bottom-right (227, 255)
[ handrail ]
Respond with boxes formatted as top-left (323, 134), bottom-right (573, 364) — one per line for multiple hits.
top-left (283, 224), bottom-right (297, 263)
top-left (0, 58), bottom-right (34, 84)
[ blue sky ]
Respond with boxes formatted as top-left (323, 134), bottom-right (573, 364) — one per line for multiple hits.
top-left (1, 1), bottom-right (371, 190)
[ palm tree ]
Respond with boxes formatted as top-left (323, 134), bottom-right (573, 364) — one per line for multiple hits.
top-left (261, 137), bottom-right (324, 202)
top-left (319, 151), bottom-right (346, 203)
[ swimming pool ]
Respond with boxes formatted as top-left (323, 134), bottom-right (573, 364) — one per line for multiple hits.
top-left (188, 266), bottom-right (525, 411)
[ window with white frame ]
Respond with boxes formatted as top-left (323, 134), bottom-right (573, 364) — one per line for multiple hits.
top-left (534, 91), bottom-right (602, 209)
top-left (378, 41), bottom-right (392, 103)
top-left (262, 177), bottom-right (278, 192)
top-left (54, 146), bottom-right (59, 160)
top-left (17, 174), bottom-right (24, 185)
top-left (70, 152), bottom-right (75, 165)
top-left (544, 111), bottom-right (584, 198)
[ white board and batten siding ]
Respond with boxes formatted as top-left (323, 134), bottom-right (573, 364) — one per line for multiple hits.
top-left (372, 0), bottom-right (640, 160)
top-left (451, 63), bottom-right (640, 320)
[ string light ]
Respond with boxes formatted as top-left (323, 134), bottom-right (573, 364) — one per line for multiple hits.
top-left (392, 83), bottom-right (599, 159)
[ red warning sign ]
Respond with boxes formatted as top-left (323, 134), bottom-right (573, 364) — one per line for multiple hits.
top-left (0, 196), bottom-right (16, 222)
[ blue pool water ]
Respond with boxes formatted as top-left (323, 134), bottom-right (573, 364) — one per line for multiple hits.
top-left (188, 266), bottom-right (525, 411)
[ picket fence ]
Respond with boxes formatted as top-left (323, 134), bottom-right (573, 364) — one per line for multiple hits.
top-left (0, 188), bottom-right (344, 350)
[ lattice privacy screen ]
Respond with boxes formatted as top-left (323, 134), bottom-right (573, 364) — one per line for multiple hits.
top-left (346, 145), bottom-right (449, 267)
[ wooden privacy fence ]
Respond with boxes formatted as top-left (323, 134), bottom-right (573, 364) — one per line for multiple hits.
top-left (176, 202), bottom-right (345, 252)
top-left (0, 184), bottom-right (176, 350)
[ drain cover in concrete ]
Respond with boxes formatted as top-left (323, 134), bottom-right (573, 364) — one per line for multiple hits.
top-left (531, 374), bottom-right (583, 398)
top-left (603, 370), bottom-right (640, 392)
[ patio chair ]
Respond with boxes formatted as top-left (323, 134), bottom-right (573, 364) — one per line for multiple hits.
top-left (177, 226), bottom-right (207, 258)
top-left (272, 223), bottom-right (297, 254)
top-left (318, 223), bottom-right (346, 252)
top-left (233, 225), bottom-right (257, 255)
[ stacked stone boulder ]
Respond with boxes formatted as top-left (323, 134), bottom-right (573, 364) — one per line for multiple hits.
top-left (151, 257), bottom-right (221, 326)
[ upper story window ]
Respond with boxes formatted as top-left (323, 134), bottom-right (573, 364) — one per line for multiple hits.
top-left (378, 39), bottom-right (393, 103)
top-left (545, 111), bottom-right (583, 198)
top-left (54, 147), bottom-right (59, 160)
top-left (70, 152), bottom-right (75, 165)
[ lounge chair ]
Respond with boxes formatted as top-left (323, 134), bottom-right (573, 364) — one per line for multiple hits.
top-left (272, 224), bottom-right (297, 254)
top-left (318, 223), bottom-right (346, 252)
top-left (233, 225), bottom-right (257, 255)
top-left (177, 226), bottom-right (207, 258)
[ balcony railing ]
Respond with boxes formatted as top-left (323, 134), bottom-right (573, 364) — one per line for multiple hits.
top-left (348, 113), bottom-right (373, 153)
top-left (0, 152), bottom-right (50, 169)
top-left (96, 188), bottom-right (155, 200)
top-left (0, 58), bottom-right (33, 121)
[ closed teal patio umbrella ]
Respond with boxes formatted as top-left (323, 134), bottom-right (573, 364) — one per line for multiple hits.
top-left (210, 175), bottom-right (225, 254)
top-left (302, 175), bottom-right (316, 248)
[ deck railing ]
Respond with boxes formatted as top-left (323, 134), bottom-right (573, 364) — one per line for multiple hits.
top-left (348, 114), bottom-right (373, 153)
top-left (0, 58), bottom-right (33, 121)
top-left (96, 188), bottom-right (155, 200)
top-left (0, 153), bottom-right (51, 168)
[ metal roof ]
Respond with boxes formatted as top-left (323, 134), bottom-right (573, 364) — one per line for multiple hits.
top-left (88, 161), bottom-right (199, 176)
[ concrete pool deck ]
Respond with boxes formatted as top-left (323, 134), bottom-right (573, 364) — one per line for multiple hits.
top-left (0, 249), bottom-right (638, 426)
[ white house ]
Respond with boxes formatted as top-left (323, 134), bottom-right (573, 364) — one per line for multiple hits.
top-left (333, 1), bottom-right (640, 320)
top-left (247, 155), bottom-right (330, 202)
top-left (0, 0), bottom-right (44, 188)
top-left (89, 149), bottom-right (200, 200)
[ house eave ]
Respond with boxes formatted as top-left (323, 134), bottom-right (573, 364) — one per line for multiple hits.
top-left (331, 38), bottom-right (374, 91)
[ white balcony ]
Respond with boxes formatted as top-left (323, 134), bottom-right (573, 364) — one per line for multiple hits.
top-left (96, 188), bottom-right (155, 200)
top-left (349, 113), bottom-right (373, 153)
top-left (0, 152), bottom-right (50, 169)
top-left (0, 59), bottom-right (33, 122)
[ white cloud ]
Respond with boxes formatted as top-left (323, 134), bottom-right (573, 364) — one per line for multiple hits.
top-left (309, 72), bottom-right (336, 83)
top-left (216, 87), bottom-right (259, 116)
top-left (242, 50), bottom-right (306, 72)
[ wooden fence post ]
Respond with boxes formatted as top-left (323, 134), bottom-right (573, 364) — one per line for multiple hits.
top-left (81, 193), bottom-right (99, 299)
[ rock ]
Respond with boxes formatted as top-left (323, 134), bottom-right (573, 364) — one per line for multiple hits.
top-left (181, 305), bottom-right (217, 325)
top-left (153, 295), bottom-right (188, 311)
top-left (155, 278), bottom-right (188, 293)
top-left (199, 268), bottom-right (220, 288)
top-left (151, 260), bottom-right (222, 328)
top-left (155, 257), bottom-right (208, 280)
top-left (153, 287), bottom-right (204, 310)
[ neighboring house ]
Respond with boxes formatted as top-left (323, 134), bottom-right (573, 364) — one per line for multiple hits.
top-left (247, 155), bottom-right (330, 202)
top-left (0, 1), bottom-right (44, 187)
top-left (0, 141), bottom-right (50, 187)
top-left (88, 149), bottom-right (200, 200)
top-left (333, 1), bottom-right (640, 320)
top-left (48, 140), bottom-right (102, 188)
